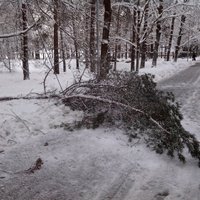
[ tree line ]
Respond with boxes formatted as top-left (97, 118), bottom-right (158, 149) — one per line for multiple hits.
top-left (0, 0), bottom-right (200, 80)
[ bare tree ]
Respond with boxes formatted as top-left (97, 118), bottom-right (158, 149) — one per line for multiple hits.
top-left (174, 14), bottom-right (186, 62)
top-left (113, 6), bottom-right (121, 71)
top-left (53, 0), bottom-right (59, 74)
top-left (166, 13), bottom-right (176, 61)
top-left (21, 1), bottom-right (29, 80)
top-left (90, 0), bottom-right (96, 72)
top-left (140, 0), bottom-right (149, 68)
top-left (136, 0), bottom-right (141, 72)
top-left (60, 29), bottom-right (66, 72)
top-left (152, 0), bottom-right (163, 67)
top-left (72, 17), bottom-right (79, 70)
top-left (99, 0), bottom-right (112, 80)
top-left (131, 7), bottom-right (136, 72)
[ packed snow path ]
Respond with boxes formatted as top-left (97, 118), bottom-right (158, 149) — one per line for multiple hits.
top-left (0, 64), bottom-right (200, 199)
top-left (158, 62), bottom-right (200, 140)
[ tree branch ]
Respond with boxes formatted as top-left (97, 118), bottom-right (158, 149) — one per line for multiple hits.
top-left (0, 19), bottom-right (40, 39)
top-left (63, 94), bottom-right (172, 135)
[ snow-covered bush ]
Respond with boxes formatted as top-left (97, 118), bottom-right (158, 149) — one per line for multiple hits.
top-left (63, 72), bottom-right (200, 166)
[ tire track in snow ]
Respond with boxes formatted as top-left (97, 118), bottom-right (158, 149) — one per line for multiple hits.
top-left (158, 62), bottom-right (200, 138)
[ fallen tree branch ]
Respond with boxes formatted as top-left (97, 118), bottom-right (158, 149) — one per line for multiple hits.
top-left (63, 94), bottom-right (172, 135)
top-left (0, 94), bottom-right (60, 102)
top-left (11, 110), bottom-right (31, 133)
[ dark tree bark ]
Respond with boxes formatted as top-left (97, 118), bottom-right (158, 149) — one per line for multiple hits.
top-left (117, 45), bottom-right (121, 59)
top-left (152, 0), bottom-right (163, 67)
top-left (114, 6), bottom-right (121, 71)
top-left (131, 7), bottom-right (136, 72)
top-left (85, 8), bottom-right (90, 69)
top-left (140, 0), bottom-right (149, 68)
top-left (22, 2), bottom-right (29, 80)
top-left (90, 0), bottom-right (96, 72)
top-left (124, 7), bottom-right (131, 60)
top-left (174, 15), bottom-right (186, 62)
top-left (60, 29), bottom-right (66, 72)
top-left (53, 0), bottom-right (59, 74)
top-left (35, 39), bottom-right (40, 60)
top-left (125, 43), bottom-right (128, 59)
top-left (99, 0), bottom-right (112, 80)
top-left (59, 1), bottom-right (66, 72)
top-left (166, 14), bottom-right (175, 61)
top-left (136, 0), bottom-right (141, 72)
top-left (72, 18), bottom-right (79, 69)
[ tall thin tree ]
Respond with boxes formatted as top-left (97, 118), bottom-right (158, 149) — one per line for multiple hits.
top-left (59, 1), bottom-right (66, 72)
top-left (72, 17), bottom-right (79, 70)
top-left (166, 14), bottom-right (176, 61)
top-left (21, 1), bottom-right (29, 80)
top-left (114, 6), bottom-right (121, 71)
top-left (136, 0), bottom-right (141, 72)
top-left (174, 15), bottom-right (186, 62)
top-left (140, 0), bottom-right (149, 68)
top-left (166, 0), bottom-right (177, 61)
top-left (35, 38), bottom-right (40, 60)
top-left (152, 0), bottom-right (163, 67)
top-left (60, 29), bottom-right (66, 72)
top-left (53, 0), bottom-right (59, 74)
top-left (131, 7), bottom-right (137, 72)
top-left (90, 0), bottom-right (96, 72)
top-left (99, 0), bottom-right (112, 80)
top-left (85, 4), bottom-right (90, 69)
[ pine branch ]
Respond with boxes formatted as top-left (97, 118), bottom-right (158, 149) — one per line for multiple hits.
top-left (63, 94), bottom-right (172, 136)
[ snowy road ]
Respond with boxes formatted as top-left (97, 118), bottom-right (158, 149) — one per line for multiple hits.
top-left (0, 63), bottom-right (200, 199)
top-left (158, 62), bottom-right (200, 140)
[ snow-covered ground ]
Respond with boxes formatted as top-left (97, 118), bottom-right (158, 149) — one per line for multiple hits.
top-left (117, 57), bottom-right (195, 82)
top-left (0, 57), bottom-right (195, 97)
top-left (0, 58), bottom-right (200, 199)
top-left (0, 59), bottom-right (92, 97)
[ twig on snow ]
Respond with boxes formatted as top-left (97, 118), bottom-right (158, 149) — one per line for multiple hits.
top-left (10, 110), bottom-right (31, 133)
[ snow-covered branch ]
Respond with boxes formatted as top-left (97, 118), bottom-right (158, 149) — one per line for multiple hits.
top-left (63, 94), bottom-right (172, 136)
top-left (0, 20), bottom-right (40, 39)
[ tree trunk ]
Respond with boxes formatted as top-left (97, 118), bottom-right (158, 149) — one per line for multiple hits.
top-left (117, 45), bottom-right (121, 59)
top-left (124, 8), bottom-right (131, 60)
top-left (131, 7), bottom-right (136, 72)
top-left (136, 0), bottom-right (141, 72)
top-left (125, 43), bottom-right (128, 59)
top-left (85, 8), bottom-right (90, 69)
top-left (59, 0), bottom-right (66, 72)
top-left (174, 15), bottom-right (186, 62)
top-left (152, 0), bottom-right (163, 67)
top-left (114, 6), bottom-right (121, 71)
top-left (53, 0), bottom-right (59, 74)
top-left (140, 0), bottom-right (149, 68)
top-left (22, 2), bottom-right (29, 80)
top-left (60, 29), bottom-right (66, 72)
top-left (99, 0), bottom-right (112, 80)
top-left (72, 17), bottom-right (79, 69)
top-left (35, 39), bottom-right (40, 60)
top-left (166, 14), bottom-right (176, 61)
top-left (90, 0), bottom-right (96, 72)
